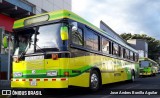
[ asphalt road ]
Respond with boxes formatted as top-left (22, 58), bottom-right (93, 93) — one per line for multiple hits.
top-left (5, 74), bottom-right (160, 98)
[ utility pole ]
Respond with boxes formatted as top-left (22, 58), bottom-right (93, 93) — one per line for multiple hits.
top-left (7, 34), bottom-right (11, 80)
top-left (0, 27), bottom-right (4, 80)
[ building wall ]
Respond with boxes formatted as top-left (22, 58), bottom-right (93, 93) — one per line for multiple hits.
top-left (127, 39), bottom-right (148, 58)
top-left (100, 21), bottom-right (126, 44)
top-left (5, 0), bottom-right (34, 12)
top-left (26, 0), bottom-right (72, 14)
top-left (4, 0), bottom-right (71, 14)
top-left (0, 14), bottom-right (15, 32)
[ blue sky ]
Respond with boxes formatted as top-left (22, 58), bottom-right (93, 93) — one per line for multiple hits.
top-left (72, 0), bottom-right (160, 40)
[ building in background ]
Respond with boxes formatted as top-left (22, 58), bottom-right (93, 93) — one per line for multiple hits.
top-left (25, 0), bottom-right (71, 14)
top-left (127, 39), bottom-right (148, 58)
top-left (100, 20), bottom-right (149, 58)
top-left (0, 0), bottom-right (71, 85)
top-left (100, 21), bottom-right (128, 44)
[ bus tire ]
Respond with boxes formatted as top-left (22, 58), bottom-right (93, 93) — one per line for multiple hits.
top-left (153, 73), bottom-right (156, 76)
top-left (129, 70), bottom-right (135, 82)
top-left (89, 70), bottom-right (100, 91)
top-left (151, 71), bottom-right (153, 76)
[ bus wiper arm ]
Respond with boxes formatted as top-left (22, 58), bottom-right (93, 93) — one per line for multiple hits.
top-left (19, 40), bottom-right (32, 59)
top-left (35, 43), bottom-right (46, 54)
top-left (19, 42), bottom-right (45, 59)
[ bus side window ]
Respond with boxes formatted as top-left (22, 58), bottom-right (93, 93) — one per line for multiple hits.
top-left (126, 50), bottom-right (130, 60)
top-left (137, 54), bottom-right (139, 62)
top-left (71, 28), bottom-right (83, 45)
top-left (102, 38), bottom-right (110, 54)
top-left (112, 43), bottom-right (119, 57)
top-left (130, 51), bottom-right (133, 61)
top-left (93, 33), bottom-right (99, 51)
top-left (133, 52), bottom-right (135, 61)
top-left (121, 47), bottom-right (124, 58)
top-left (135, 53), bottom-right (139, 62)
top-left (126, 49), bottom-right (130, 60)
top-left (85, 28), bottom-right (99, 51)
top-left (124, 49), bottom-right (129, 59)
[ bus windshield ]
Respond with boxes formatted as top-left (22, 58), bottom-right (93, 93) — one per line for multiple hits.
top-left (140, 60), bottom-right (150, 68)
top-left (14, 23), bottom-right (67, 56)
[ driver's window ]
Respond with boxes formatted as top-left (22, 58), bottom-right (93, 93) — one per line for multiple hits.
top-left (18, 35), bottom-right (28, 43)
top-left (72, 28), bottom-right (83, 45)
top-left (18, 35), bottom-right (28, 52)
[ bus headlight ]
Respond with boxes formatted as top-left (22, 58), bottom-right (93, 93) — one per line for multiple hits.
top-left (47, 71), bottom-right (57, 76)
top-left (14, 72), bottom-right (22, 77)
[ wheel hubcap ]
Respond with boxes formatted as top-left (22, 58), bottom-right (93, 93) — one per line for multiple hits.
top-left (132, 75), bottom-right (135, 81)
top-left (91, 74), bottom-right (98, 88)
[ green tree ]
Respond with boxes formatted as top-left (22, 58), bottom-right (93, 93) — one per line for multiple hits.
top-left (120, 33), bottom-right (160, 62)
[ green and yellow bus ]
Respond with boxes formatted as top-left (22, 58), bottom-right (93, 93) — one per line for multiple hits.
top-left (11, 10), bottom-right (139, 91)
top-left (139, 58), bottom-right (159, 76)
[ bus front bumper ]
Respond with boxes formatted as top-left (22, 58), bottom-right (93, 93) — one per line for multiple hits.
top-left (11, 78), bottom-right (68, 88)
top-left (140, 72), bottom-right (151, 76)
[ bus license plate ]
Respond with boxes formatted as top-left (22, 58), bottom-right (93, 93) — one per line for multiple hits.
top-left (30, 80), bottom-right (37, 86)
top-left (25, 56), bottom-right (44, 61)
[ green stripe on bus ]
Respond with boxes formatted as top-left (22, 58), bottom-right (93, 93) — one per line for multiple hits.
top-left (13, 66), bottom-right (92, 78)
top-left (21, 66), bottom-right (91, 74)
top-left (124, 68), bottom-right (131, 80)
top-left (49, 14), bottom-right (65, 20)
top-left (13, 22), bottom-right (24, 28)
top-left (13, 66), bottom-right (91, 78)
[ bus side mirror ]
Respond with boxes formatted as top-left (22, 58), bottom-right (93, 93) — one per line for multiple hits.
top-left (2, 36), bottom-right (8, 48)
top-left (60, 26), bottom-right (68, 40)
top-left (71, 22), bottom-right (78, 32)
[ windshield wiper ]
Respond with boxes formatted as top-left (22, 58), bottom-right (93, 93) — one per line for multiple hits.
top-left (19, 42), bottom-right (46, 59)
top-left (35, 43), bottom-right (46, 54)
top-left (18, 40), bottom-right (32, 59)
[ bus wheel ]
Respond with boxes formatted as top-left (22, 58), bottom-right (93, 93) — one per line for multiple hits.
top-left (129, 71), bottom-right (135, 82)
top-left (89, 70), bottom-right (100, 91)
top-left (131, 74), bottom-right (135, 82)
top-left (153, 73), bottom-right (156, 76)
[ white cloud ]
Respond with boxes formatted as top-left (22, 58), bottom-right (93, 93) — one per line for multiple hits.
top-left (72, 0), bottom-right (88, 12)
top-left (72, 0), bottom-right (160, 40)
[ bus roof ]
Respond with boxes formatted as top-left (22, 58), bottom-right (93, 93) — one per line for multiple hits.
top-left (13, 10), bottom-right (137, 53)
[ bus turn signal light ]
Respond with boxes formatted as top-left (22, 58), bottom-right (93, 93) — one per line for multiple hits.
top-left (52, 54), bottom-right (58, 60)
top-left (64, 72), bottom-right (69, 76)
top-left (13, 57), bottom-right (19, 63)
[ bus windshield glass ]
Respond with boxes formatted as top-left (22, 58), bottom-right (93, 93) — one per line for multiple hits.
top-left (14, 23), bottom-right (67, 56)
top-left (140, 60), bottom-right (150, 68)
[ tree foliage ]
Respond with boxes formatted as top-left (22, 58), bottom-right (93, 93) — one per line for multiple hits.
top-left (120, 33), bottom-right (160, 62)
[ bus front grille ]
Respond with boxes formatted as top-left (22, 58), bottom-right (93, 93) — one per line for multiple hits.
top-left (26, 60), bottom-right (44, 70)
